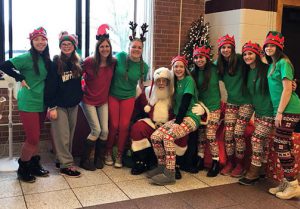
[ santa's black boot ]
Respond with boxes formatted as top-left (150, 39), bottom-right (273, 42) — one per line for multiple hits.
top-left (131, 148), bottom-right (149, 175)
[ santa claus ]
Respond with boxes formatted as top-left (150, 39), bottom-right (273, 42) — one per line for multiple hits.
top-left (130, 67), bottom-right (189, 178)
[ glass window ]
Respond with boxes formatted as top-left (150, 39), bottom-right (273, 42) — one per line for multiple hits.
top-left (89, 0), bottom-right (134, 56)
top-left (11, 0), bottom-right (76, 58)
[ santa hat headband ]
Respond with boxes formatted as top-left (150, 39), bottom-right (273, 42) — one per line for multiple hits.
top-left (59, 31), bottom-right (78, 48)
top-left (29, 27), bottom-right (47, 41)
top-left (171, 55), bottom-right (188, 67)
top-left (193, 45), bottom-right (211, 60)
top-left (242, 41), bottom-right (262, 57)
top-left (217, 34), bottom-right (235, 49)
top-left (96, 24), bottom-right (110, 40)
top-left (263, 31), bottom-right (284, 50)
top-left (129, 21), bottom-right (149, 42)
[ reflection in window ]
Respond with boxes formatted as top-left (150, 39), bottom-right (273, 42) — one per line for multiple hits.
top-left (11, 0), bottom-right (76, 57)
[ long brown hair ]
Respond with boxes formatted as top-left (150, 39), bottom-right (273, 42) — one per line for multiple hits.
top-left (92, 38), bottom-right (114, 75)
top-left (191, 58), bottom-right (212, 91)
top-left (217, 47), bottom-right (238, 77)
top-left (29, 42), bottom-right (51, 74)
top-left (54, 50), bottom-right (82, 78)
top-left (264, 45), bottom-right (294, 76)
top-left (242, 53), bottom-right (269, 95)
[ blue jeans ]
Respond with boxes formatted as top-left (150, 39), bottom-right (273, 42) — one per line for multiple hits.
top-left (80, 102), bottom-right (109, 141)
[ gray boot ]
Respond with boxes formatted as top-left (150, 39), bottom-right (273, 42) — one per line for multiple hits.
top-left (146, 164), bottom-right (164, 178)
top-left (151, 168), bottom-right (176, 186)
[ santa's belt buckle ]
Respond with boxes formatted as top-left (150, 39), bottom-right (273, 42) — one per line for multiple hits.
top-left (154, 122), bottom-right (163, 129)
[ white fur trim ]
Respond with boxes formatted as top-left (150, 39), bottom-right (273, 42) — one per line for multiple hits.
top-left (144, 105), bottom-right (151, 113)
top-left (175, 144), bottom-right (187, 156)
top-left (152, 99), bottom-right (170, 123)
top-left (131, 138), bottom-right (151, 152)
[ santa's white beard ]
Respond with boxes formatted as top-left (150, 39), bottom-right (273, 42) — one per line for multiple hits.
top-left (155, 87), bottom-right (169, 100)
top-left (148, 86), bottom-right (171, 106)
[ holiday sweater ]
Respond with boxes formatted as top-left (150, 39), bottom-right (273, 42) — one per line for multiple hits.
top-left (44, 56), bottom-right (83, 108)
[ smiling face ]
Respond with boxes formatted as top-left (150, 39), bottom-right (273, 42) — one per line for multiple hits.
top-left (32, 36), bottom-right (48, 53)
top-left (98, 39), bottom-right (111, 60)
top-left (194, 55), bottom-right (207, 69)
top-left (172, 61), bottom-right (186, 80)
top-left (243, 50), bottom-right (257, 68)
top-left (129, 39), bottom-right (143, 61)
top-left (60, 41), bottom-right (75, 56)
top-left (264, 43), bottom-right (277, 57)
top-left (220, 44), bottom-right (233, 60)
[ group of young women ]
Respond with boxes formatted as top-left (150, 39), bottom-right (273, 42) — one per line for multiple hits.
top-left (0, 25), bottom-right (299, 199)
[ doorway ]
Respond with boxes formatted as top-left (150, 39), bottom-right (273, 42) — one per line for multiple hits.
top-left (282, 7), bottom-right (300, 95)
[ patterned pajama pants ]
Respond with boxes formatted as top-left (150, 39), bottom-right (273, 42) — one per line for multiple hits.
top-left (150, 117), bottom-right (197, 171)
top-left (251, 115), bottom-right (274, 167)
top-left (198, 109), bottom-right (221, 160)
top-left (224, 103), bottom-right (254, 159)
top-left (273, 113), bottom-right (300, 181)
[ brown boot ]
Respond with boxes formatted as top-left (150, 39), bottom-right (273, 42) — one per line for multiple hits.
top-left (239, 164), bottom-right (260, 186)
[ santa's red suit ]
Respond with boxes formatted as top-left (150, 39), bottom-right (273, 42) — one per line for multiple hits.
top-left (130, 67), bottom-right (188, 175)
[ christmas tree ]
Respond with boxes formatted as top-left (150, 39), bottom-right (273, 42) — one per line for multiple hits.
top-left (181, 16), bottom-right (211, 69)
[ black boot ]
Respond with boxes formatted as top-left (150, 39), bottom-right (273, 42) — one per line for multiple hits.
top-left (94, 140), bottom-right (106, 169)
top-left (80, 139), bottom-right (96, 171)
top-left (175, 155), bottom-right (184, 179)
top-left (207, 160), bottom-right (220, 177)
top-left (131, 148), bottom-right (149, 175)
top-left (17, 159), bottom-right (36, 183)
top-left (30, 155), bottom-right (49, 177)
top-left (196, 156), bottom-right (205, 171)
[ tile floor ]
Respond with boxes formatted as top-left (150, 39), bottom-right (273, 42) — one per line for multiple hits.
top-left (0, 152), bottom-right (299, 209)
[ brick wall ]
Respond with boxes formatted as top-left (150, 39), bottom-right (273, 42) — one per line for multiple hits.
top-left (153, 0), bottom-right (205, 69)
top-left (0, 88), bottom-right (51, 144)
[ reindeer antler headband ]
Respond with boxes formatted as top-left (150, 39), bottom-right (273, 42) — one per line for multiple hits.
top-left (129, 21), bottom-right (149, 42)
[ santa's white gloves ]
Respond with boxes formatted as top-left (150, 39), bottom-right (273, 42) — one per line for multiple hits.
top-left (192, 103), bottom-right (205, 116)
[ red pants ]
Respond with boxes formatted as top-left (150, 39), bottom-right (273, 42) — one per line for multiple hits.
top-left (19, 111), bottom-right (46, 161)
top-left (107, 96), bottom-right (135, 155)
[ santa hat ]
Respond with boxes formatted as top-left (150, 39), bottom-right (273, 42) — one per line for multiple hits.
top-left (59, 31), bottom-right (78, 48)
top-left (242, 41), bottom-right (263, 57)
top-left (29, 27), bottom-right (47, 41)
top-left (217, 34), bottom-right (235, 49)
top-left (193, 45), bottom-right (211, 60)
top-left (96, 24), bottom-right (110, 40)
top-left (263, 31), bottom-right (284, 50)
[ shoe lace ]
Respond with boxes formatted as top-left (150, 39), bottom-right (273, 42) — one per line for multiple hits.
top-left (279, 179), bottom-right (289, 192)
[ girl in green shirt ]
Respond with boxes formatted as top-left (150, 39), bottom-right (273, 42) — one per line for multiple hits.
top-left (191, 45), bottom-right (221, 177)
top-left (263, 31), bottom-right (300, 199)
top-left (238, 41), bottom-right (274, 186)
top-left (216, 34), bottom-right (253, 177)
top-left (105, 22), bottom-right (149, 168)
top-left (149, 56), bottom-right (199, 185)
top-left (0, 27), bottom-right (51, 183)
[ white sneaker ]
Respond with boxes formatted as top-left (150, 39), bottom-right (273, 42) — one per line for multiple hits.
top-left (114, 156), bottom-right (123, 168)
top-left (104, 154), bottom-right (113, 166)
top-left (269, 178), bottom-right (288, 195)
top-left (276, 179), bottom-right (300, 200)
